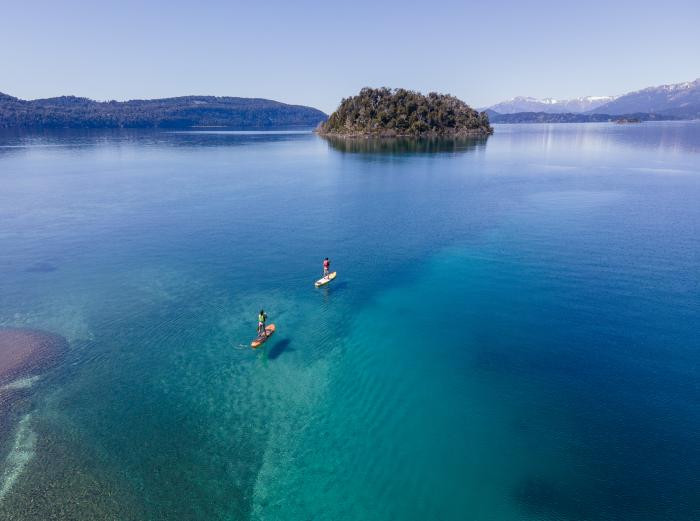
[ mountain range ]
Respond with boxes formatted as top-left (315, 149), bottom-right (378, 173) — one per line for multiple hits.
top-left (592, 79), bottom-right (700, 117)
top-left (488, 95), bottom-right (616, 114)
top-left (0, 94), bottom-right (328, 129)
top-left (487, 78), bottom-right (700, 120)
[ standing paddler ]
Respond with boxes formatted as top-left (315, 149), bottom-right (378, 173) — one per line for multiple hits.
top-left (257, 309), bottom-right (268, 337)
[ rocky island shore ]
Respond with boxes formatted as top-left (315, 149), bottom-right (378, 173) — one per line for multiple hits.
top-left (316, 87), bottom-right (493, 138)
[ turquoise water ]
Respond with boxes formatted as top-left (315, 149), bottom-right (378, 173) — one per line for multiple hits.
top-left (0, 123), bottom-right (699, 520)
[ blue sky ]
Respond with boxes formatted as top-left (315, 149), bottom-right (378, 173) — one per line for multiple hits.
top-left (1, 0), bottom-right (699, 113)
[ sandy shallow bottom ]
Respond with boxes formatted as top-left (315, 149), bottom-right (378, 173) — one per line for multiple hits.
top-left (0, 417), bottom-right (146, 521)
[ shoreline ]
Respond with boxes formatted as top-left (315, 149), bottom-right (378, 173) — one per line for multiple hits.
top-left (315, 129), bottom-right (493, 138)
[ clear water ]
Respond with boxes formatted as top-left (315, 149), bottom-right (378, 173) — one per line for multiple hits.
top-left (0, 123), bottom-right (699, 520)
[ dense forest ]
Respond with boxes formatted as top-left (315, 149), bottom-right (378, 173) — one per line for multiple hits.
top-left (0, 93), bottom-right (327, 129)
top-left (317, 88), bottom-right (492, 137)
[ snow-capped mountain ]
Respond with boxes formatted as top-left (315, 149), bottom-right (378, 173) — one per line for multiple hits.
top-left (488, 95), bottom-right (617, 114)
top-left (591, 79), bottom-right (700, 116)
top-left (487, 78), bottom-right (700, 119)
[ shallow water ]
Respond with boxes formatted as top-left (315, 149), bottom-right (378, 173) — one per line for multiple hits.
top-left (0, 123), bottom-right (699, 520)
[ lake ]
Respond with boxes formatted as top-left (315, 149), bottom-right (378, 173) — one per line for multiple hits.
top-left (0, 123), bottom-right (699, 520)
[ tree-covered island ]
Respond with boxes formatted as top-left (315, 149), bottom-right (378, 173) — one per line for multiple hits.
top-left (317, 87), bottom-right (493, 137)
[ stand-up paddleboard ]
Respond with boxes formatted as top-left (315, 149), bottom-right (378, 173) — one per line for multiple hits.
top-left (315, 271), bottom-right (337, 287)
top-left (251, 324), bottom-right (275, 348)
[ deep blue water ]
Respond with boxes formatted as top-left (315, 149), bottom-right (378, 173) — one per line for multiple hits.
top-left (0, 123), bottom-right (699, 520)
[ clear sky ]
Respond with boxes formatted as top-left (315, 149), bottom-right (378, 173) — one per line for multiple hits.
top-left (1, 0), bottom-right (699, 113)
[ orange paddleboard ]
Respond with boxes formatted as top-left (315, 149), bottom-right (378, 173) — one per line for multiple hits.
top-left (251, 324), bottom-right (275, 348)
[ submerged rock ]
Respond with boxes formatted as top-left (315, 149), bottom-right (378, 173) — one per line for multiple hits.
top-left (25, 261), bottom-right (58, 273)
top-left (0, 328), bottom-right (67, 443)
top-left (0, 328), bottom-right (68, 503)
top-left (0, 328), bottom-right (67, 386)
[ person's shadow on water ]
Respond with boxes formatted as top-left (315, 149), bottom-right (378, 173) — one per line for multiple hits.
top-left (268, 338), bottom-right (292, 360)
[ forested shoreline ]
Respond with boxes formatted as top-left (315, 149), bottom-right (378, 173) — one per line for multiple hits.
top-left (0, 93), bottom-right (327, 129)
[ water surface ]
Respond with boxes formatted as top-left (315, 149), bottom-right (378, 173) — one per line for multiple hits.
top-left (0, 123), bottom-right (699, 520)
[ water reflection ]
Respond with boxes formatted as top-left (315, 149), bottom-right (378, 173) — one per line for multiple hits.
top-left (4, 122), bottom-right (698, 160)
top-left (323, 135), bottom-right (488, 155)
top-left (493, 121), bottom-right (700, 154)
top-left (0, 128), bottom-right (317, 157)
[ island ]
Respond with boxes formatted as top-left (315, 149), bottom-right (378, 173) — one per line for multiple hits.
top-left (613, 117), bottom-right (642, 124)
top-left (0, 93), bottom-right (328, 129)
top-left (317, 88), bottom-right (493, 137)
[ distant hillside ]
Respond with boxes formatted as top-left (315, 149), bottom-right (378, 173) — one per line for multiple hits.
top-left (318, 87), bottom-right (492, 137)
top-left (592, 78), bottom-right (700, 118)
top-left (487, 110), bottom-right (679, 124)
top-left (488, 95), bottom-right (616, 114)
top-left (0, 93), bottom-right (328, 129)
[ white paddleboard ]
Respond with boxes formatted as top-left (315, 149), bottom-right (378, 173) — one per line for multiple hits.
top-left (315, 271), bottom-right (337, 287)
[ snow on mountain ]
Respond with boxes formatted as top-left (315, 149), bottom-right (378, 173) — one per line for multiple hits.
top-left (592, 78), bottom-right (700, 116)
top-left (487, 95), bottom-right (617, 114)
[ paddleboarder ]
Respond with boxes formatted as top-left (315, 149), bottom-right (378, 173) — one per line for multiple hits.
top-left (323, 257), bottom-right (330, 277)
top-left (257, 309), bottom-right (268, 337)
